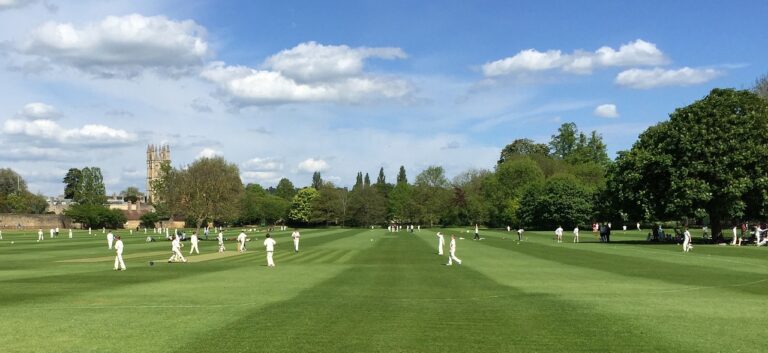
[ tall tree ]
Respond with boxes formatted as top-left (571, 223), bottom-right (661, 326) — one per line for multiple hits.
top-left (353, 172), bottom-right (364, 190)
top-left (311, 171), bottom-right (323, 190)
top-left (288, 187), bottom-right (320, 224)
top-left (376, 167), bottom-right (386, 185)
top-left (275, 178), bottom-right (296, 200)
top-left (157, 157), bottom-right (244, 229)
top-left (608, 89), bottom-right (768, 238)
top-left (62, 168), bottom-right (81, 199)
top-left (364, 173), bottom-right (371, 188)
top-left (518, 174), bottom-right (593, 229)
top-left (413, 166), bottom-right (451, 227)
top-left (311, 182), bottom-right (343, 225)
top-left (348, 186), bottom-right (387, 227)
top-left (549, 122), bottom-right (578, 160)
top-left (0, 168), bottom-right (27, 196)
top-left (396, 166), bottom-right (407, 185)
top-left (755, 73), bottom-right (768, 100)
top-left (498, 138), bottom-right (550, 164)
top-left (74, 167), bottom-right (106, 206)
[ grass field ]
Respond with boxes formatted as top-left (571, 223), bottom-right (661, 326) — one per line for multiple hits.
top-left (1, 227), bottom-right (766, 353)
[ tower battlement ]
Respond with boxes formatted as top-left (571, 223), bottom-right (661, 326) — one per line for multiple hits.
top-left (146, 144), bottom-right (171, 204)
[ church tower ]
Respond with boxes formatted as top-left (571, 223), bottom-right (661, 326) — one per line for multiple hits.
top-left (146, 144), bottom-right (171, 204)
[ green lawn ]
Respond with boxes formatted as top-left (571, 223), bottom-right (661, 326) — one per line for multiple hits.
top-left (0, 227), bottom-right (766, 352)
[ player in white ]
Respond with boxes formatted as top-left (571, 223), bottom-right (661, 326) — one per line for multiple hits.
top-left (732, 226), bottom-right (738, 246)
top-left (291, 229), bottom-right (301, 253)
top-left (217, 231), bottom-right (225, 253)
top-left (189, 232), bottom-right (200, 255)
top-left (237, 231), bottom-right (247, 253)
top-left (168, 235), bottom-right (187, 263)
top-left (517, 228), bottom-right (524, 241)
top-left (507, 225), bottom-right (511, 232)
top-left (37, 228), bottom-right (44, 242)
top-left (573, 226), bottom-right (580, 243)
top-left (107, 230), bottom-right (114, 250)
top-left (682, 227), bottom-right (693, 252)
top-left (755, 224), bottom-right (765, 246)
top-left (636, 222), bottom-right (641, 231)
top-left (68, 229), bottom-right (73, 239)
top-left (49, 228), bottom-right (54, 238)
top-left (473, 224), bottom-right (480, 240)
top-left (264, 234), bottom-right (277, 267)
top-left (446, 235), bottom-right (462, 266)
top-left (436, 232), bottom-right (445, 255)
top-left (555, 226), bottom-right (563, 243)
top-left (114, 235), bottom-right (126, 271)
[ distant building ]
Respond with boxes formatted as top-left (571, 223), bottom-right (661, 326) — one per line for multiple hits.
top-left (146, 144), bottom-right (170, 204)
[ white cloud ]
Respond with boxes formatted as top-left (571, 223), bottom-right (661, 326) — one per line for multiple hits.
top-left (3, 118), bottom-right (137, 144)
top-left (241, 171), bottom-right (282, 184)
top-left (242, 157), bottom-right (284, 171)
top-left (0, 146), bottom-right (70, 161)
top-left (297, 158), bottom-right (329, 173)
top-left (264, 41), bottom-right (406, 82)
top-left (593, 104), bottom-right (619, 118)
top-left (19, 14), bottom-right (210, 78)
top-left (615, 67), bottom-right (722, 89)
top-left (0, 0), bottom-right (34, 10)
top-left (201, 42), bottom-right (411, 106)
top-left (17, 102), bottom-right (61, 120)
top-left (197, 147), bottom-right (222, 159)
top-left (483, 39), bottom-right (667, 77)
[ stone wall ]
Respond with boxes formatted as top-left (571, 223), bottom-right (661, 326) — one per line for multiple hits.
top-left (0, 214), bottom-right (72, 229)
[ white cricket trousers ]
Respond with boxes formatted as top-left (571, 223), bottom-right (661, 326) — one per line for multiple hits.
top-left (189, 242), bottom-right (199, 254)
top-left (447, 250), bottom-right (461, 265)
top-left (108, 238), bottom-right (113, 250)
top-left (438, 240), bottom-right (444, 255)
top-left (169, 249), bottom-right (186, 262)
top-left (293, 239), bottom-right (300, 252)
top-left (683, 238), bottom-right (692, 252)
top-left (267, 251), bottom-right (275, 267)
top-left (114, 253), bottom-right (126, 270)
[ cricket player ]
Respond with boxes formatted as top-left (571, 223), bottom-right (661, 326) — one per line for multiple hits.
top-left (168, 235), bottom-right (187, 263)
top-left (291, 229), bottom-right (301, 253)
top-left (473, 224), bottom-right (480, 240)
top-left (507, 225), bottom-right (511, 232)
top-left (683, 227), bottom-right (693, 252)
top-left (555, 226), bottom-right (563, 243)
top-left (732, 226), bottom-right (738, 246)
top-left (264, 234), bottom-right (277, 267)
top-left (217, 231), bottom-right (225, 253)
top-left (68, 229), bottom-right (73, 239)
top-left (436, 232), bottom-right (445, 255)
top-left (189, 232), bottom-right (200, 254)
top-left (107, 231), bottom-right (114, 250)
top-left (517, 228), bottom-right (524, 241)
top-left (446, 235), bottom-right (462, 266)
top-left (573, 226), bottom-right (580, 243)
top-left (114, 235), bottom-right (126, 271)
top-left (756, 225), bottom-right (765, 246)
top-left (55, 227), bottom-right (59, 237)
top-left (237, 231), bottom-right (247, 253)
top-left (49, 228), bottom-right (54, 238)
top-left (37, 228), bottom-right (44, 242)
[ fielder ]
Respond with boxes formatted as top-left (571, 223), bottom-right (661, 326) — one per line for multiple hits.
top-left (168, 235), bottom-right (187, 263)
top-left (756, 225), bottom-right (765, 246)
top-left (218, 231), bottom-right (225, 253)
top-left (436, 232), bottom-right (445, 255)
top-left (68, 229), bottom-right (73, 239)
top-left (237, 231), bottom-right (247, 253)
top-left (555, 226), bottom-right (563, 243)
top-left (49, 228), bottom-right (54, 239)
top-left (264, 234), bottom-right (277, 267)
top-left (682, 227), bottom-right (693, 252)
top-left (446, 235), bottom-right (462, 266)
top-left (473, 224), bottom-right (480, 240)
top-left (732, 226), bottom-right (738, 246)
top-left (573, 226), bottom-right (579, 243)
top-left (189, 232), bottom-right (200, 254)
top-left (37, 228), bottom-right (44, 241)
top-left (107, 230), bottom-right (114, 250)
top-left (517, 228), bottom-right (524, 241)
top-left (114, 235), bottom-right (126, 271)
top-left (291, 229), bottom-right (301, 253)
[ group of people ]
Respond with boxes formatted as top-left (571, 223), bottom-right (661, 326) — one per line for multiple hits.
top-left (436, 232), bottom-right (462, 265)
top-left (731, 223), bottom-right (767, 246)
top-left (388, 224), bottom-right (420, 232)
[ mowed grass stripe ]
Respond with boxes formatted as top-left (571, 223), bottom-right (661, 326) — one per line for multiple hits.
top-left (180, 230), bottom-right (680, 353)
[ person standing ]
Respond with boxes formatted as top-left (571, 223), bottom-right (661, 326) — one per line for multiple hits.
top-left (473, 224), bottom-right (480, 240)
top-left (507, 225), bottom-right (511, 232)
top-left (291, 229), bottom-right (301, 253)
top-left (37, 228), bottom-right (44, 242)
top-left (218, 231), bottom-right (225, 253)
top-left (605, 223), bottom-right (612, 243)
top-left (168, 235), bottom-right (187, 263)
top-left (636, 222), bottom-right (641, 231)
top-left (264, 234), bottom-right (277, 267)
top-left (237, 230), bottom-right (247, 253)
top-left (49, 228), bottom-right (54, 239)
top-left (683, 227), bottom-right (693, 252)
top-left (189, 232), bottom-right (200, 255)
top-left (573, 226), bottom-right (579, 243)
top-left (114, 235), bottom-right (126, 271)
top-left (555, 226), bottom-right (563, 243)
top-left (68, 229), bottom-right (73, 239)
top-left (756, 224), bottom-right (765, 246)
top-left (517, 228), bottom-right (524, 241)
top-left (55, 227), bottom-right (59, 237)
top-left (446, 235), bottom-right (462, 266)
top-left (436, 232), bottom-right (445, 255)
top-left (107, 230), bottom-right (114, 250)
top-left (732, 225), bottom-right (739, 246)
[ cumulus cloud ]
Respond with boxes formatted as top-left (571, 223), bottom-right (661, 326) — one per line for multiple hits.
top-left (18, 14), bottom-right (210, 78)
top-left (482, 39), bottom-right (667, 77)
top-left (0, 0), bottom-right (36, 10)
top-left (593, 104), bottom-right (619, 118)
top-left (241, 157), bottom-right (284, 171)
top-left (197, 147), bottom-right (222, 159)
top-left (615, 67), bottom-right (722, 89)
top-left (201, 42), bottom-right (411, 106)
top-left (16, 102), bottom-right (61, 120)
top-left (241, 171), bottom-right (282, 184)
top-left (3, 118), bottom-right (137, 145)
top-left (297, 158), bottom-right (329, 173)
top-left (0, 146), bottom-right (71, 161)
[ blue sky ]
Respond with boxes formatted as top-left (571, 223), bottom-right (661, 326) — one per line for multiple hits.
top-left (0, 0), bottom-right (765, 196)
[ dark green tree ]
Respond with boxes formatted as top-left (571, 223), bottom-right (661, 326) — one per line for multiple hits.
top-left (396, 166), bottom-right (407, 185)
top-left (62, 168), bottom-right (81, 199)
top-left (518, 174), bottom-right (593, 229)
top-left (311, 171), bottom-right (323, 190)
top-left (275, 178), bottom-right (296, 200)
top-left (74, 167), bottom-right (107, 206)
top-left (498, 138), bottom-right (550, 164)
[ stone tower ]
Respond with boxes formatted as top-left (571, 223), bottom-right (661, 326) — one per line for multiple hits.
top-left (146, 144), bottom-right (171, 204)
